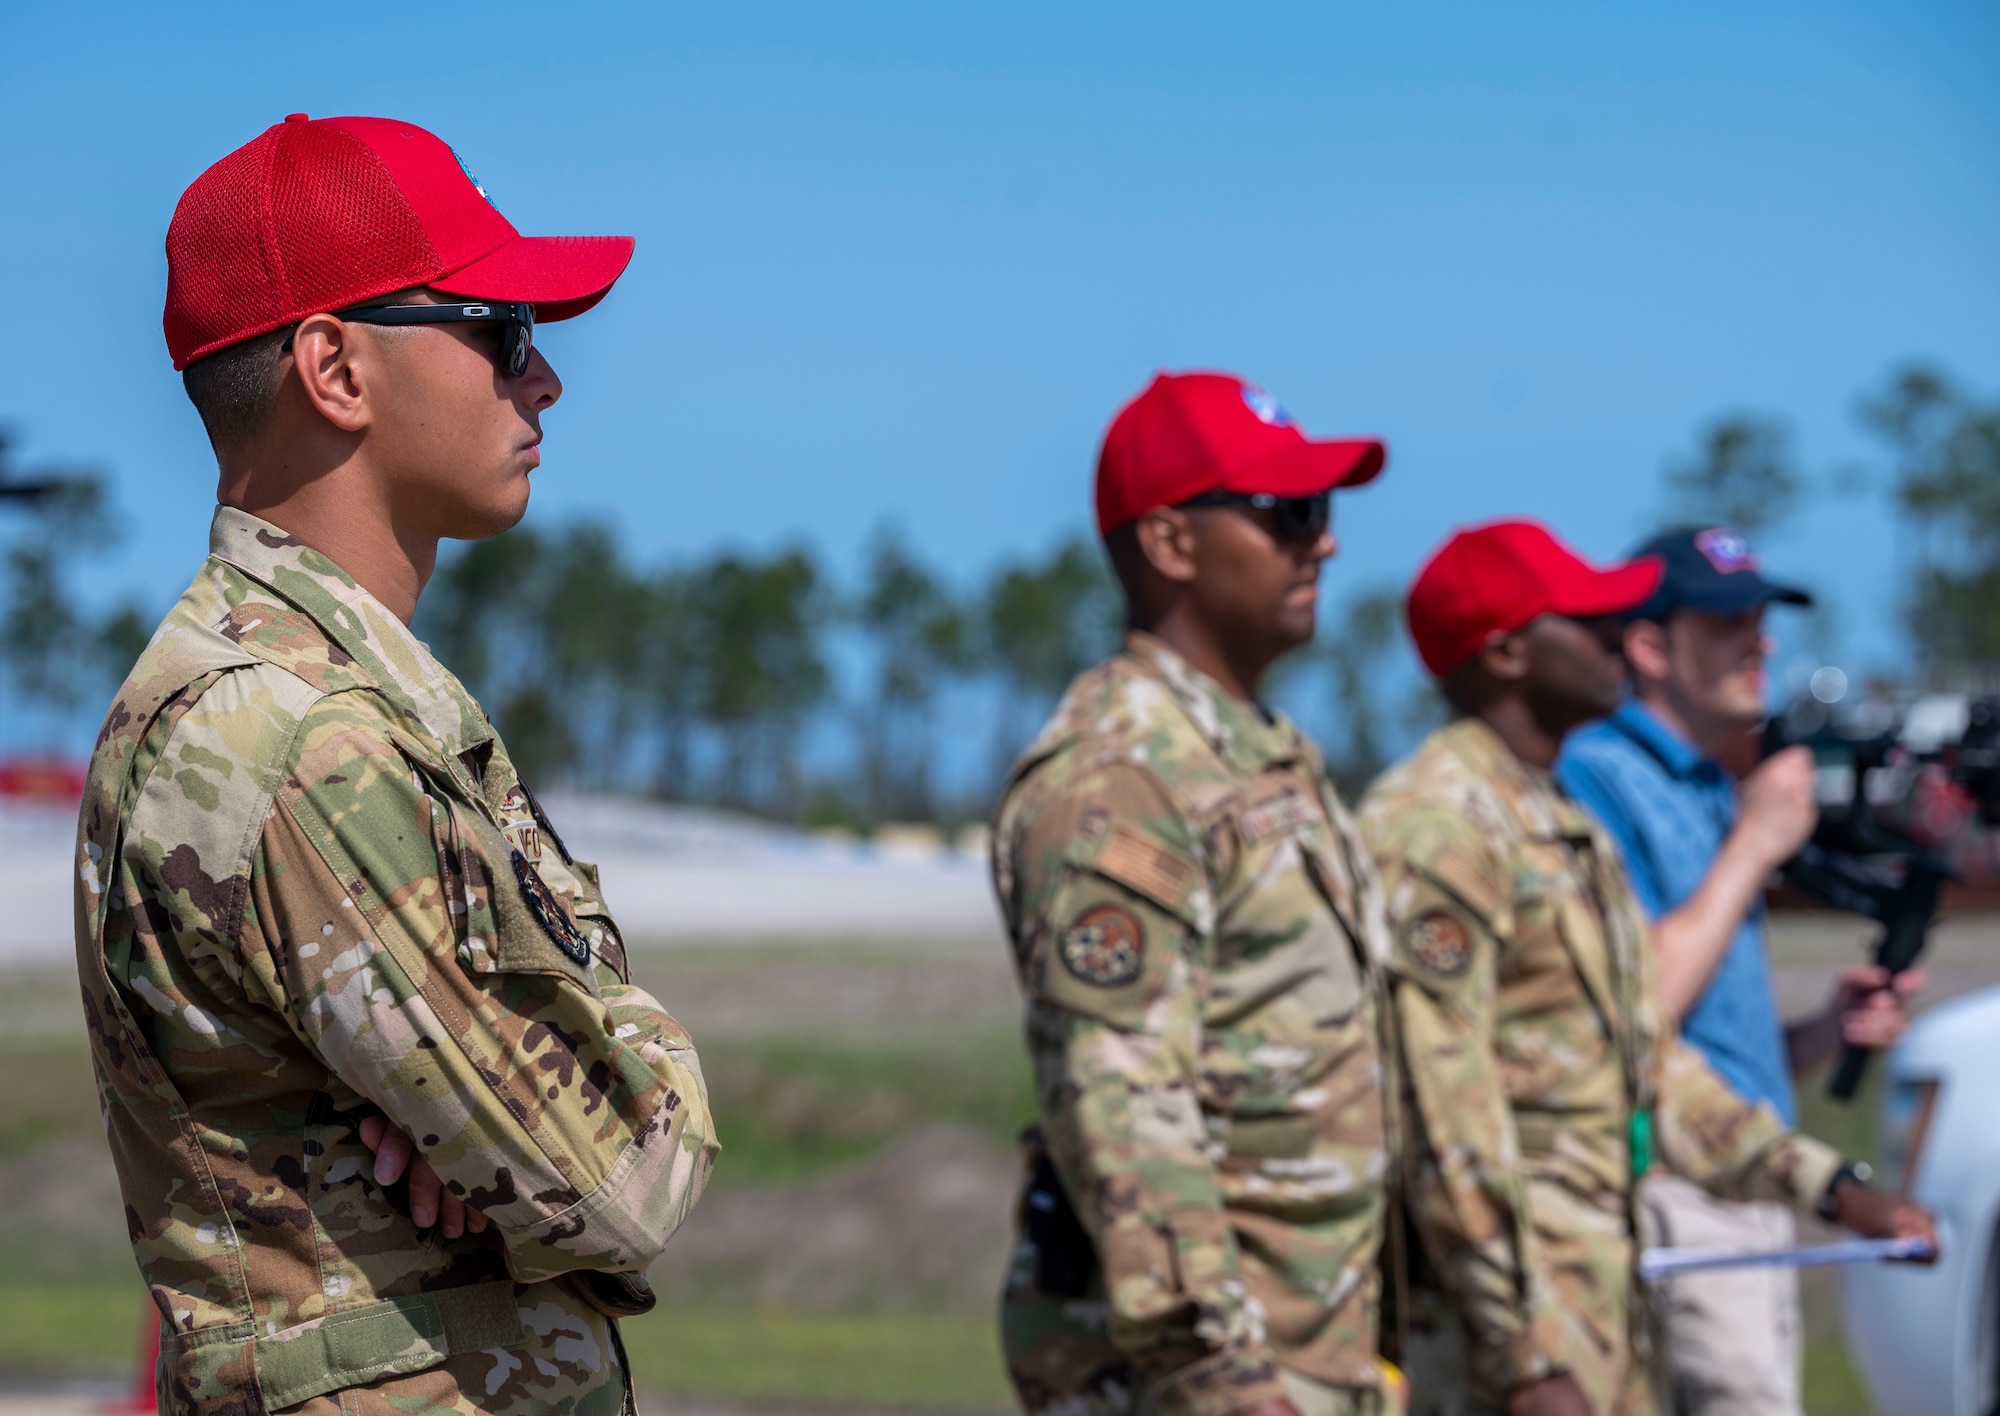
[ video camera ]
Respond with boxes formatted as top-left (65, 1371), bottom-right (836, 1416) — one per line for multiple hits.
top-left (1764, 683), bottom-right (2000, 1098)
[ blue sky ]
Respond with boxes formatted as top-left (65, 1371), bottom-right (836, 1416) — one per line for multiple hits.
top-left (3, 1), bottom-right (1997, 706)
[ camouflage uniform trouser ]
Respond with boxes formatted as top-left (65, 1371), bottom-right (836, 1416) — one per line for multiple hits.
top-left (1000, 1237), bottom-right (1389, 1416)
top-left (1403, 1184), bottom-right (1661, 1416)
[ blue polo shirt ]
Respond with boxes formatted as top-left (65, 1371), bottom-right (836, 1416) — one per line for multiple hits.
top-left (1557, 701), bottom-right (1796, 1125)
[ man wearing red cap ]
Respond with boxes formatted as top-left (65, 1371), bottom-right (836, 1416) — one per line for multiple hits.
top-left (990, 372), bottom-right (1399, 1416)
top-left (1355, 521), bottom-right (1934, 1416)
top-left (74, 115), bottom-right (715, 1415)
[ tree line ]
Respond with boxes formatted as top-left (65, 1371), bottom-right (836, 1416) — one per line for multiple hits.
top-left (2, 359), bottom-right (1997, 823)
top-left (1654, 364), bottom-right (2000, 686)
top-left (411, 523), bottom-right (1122, 825)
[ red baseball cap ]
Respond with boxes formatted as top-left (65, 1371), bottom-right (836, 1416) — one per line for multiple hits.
top-left (163, 114), bottom-right (635, 370)
top-left (1095, 372), bottom-right (1386, 535)
top-left (1406, 519), bottom-right (1663, 676)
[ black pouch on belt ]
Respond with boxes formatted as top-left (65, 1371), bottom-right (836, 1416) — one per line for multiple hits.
top-left (566, 1269), bottom-right (658, 1318)
top-left (1025, 1151), bottom-right (1098, 1298)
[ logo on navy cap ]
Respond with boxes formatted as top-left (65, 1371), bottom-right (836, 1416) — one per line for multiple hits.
top-left (1694, 527), bottom-right (1758, 574)
top-left (1240, 384), bottom-right (1293, 427)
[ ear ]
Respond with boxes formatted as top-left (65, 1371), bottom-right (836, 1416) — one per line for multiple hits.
top-left (1133, 507), bottom-right (1199, 586)
top-left (1623, 618), bottom-right (1671, 686)
top-left (1475, 629), bottom-right (1530, 684)
top-left (288, 314), bottom-right (374, 435)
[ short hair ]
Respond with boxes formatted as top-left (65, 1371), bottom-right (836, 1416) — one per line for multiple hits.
top-left (1102, 522), bottom-right (1142, 593)
top-left (180, 326), bottom-right (291, 451)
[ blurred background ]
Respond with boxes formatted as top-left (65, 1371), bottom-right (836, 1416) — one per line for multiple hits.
top-left (2, 3), bottom-right (1997, 1412)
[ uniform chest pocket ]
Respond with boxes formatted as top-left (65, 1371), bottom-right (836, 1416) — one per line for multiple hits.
top-left (1211, 837), bottom-right (1364, 1027)
top-left (432, 796), bottom-right (599, 994)
top-left (1508, 859), bottom-right (1617, 1040)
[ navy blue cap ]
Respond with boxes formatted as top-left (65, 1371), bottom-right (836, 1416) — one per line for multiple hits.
top-left (1627, 526), bottom-right (1812, 621)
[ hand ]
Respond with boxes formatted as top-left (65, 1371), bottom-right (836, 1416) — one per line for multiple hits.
top-left (357, 1115), bottom-right (490, 1240)
top-left (1829, 965), bottom-right (1924, 1050)
top-left (1736, 746), bottom-right (1819, 870)
top-left (1505, 1373), bottom-right (1593, 1416)
top-left (1831, 1179), bottom-right (1939, 1264)
top-left (1234, 1401), bottom-right (1304, 1416)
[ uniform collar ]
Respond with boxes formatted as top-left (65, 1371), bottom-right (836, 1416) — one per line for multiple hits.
top-left (1438, 715), bottom-right (1597, 842)
top-left (1607, 698), bottom-right (1720, 782)
top-left (207, 506), bottom-right (492, 756)
top-left (1123, 630), bottom-right (1303, 775)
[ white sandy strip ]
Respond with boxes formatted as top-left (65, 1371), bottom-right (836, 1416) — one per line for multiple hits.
top-left (0, 808), bottom-right (77, 967)
top-left (0, 800), bottom-right (999, 967)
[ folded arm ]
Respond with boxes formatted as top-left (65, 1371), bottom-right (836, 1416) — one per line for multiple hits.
top-left (244, 694), bottom-right (717, 1282)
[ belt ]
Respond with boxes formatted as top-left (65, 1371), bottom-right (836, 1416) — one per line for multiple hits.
top-left (167, 1278), bottom-right (527, 1410)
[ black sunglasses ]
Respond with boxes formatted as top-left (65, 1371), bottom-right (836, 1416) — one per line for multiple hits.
top-left (1176, 490), bottom-right (1332, 544)
top-left (282, 301), bottom-right (537, 378)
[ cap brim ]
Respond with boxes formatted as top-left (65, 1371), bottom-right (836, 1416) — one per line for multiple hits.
top-left (431, 234), bottom-right (636, 322)
top-left (1548, 557), bottom-right (1664, 619)
top-left (1709, 576), bottom-right (1815, 613)
top-left (1636, 573), bottom-right (1815, 620)
top-left (1223, 438), bottom-right (1388, 497)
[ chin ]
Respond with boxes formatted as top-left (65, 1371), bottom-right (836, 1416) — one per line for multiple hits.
top-left (1274, 608), bottom-right (1318, 648)
top-left (448, 493), bottom-right (529, 541)
top-left (486, 479), bottom-right (534, 534)
top-left (1725, 687), bottom-right (1767, 724)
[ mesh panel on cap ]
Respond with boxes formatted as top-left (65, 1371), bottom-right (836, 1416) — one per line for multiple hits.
top-left (269, 123), bottom-right (439, 318)
top-left (163, 128), bottom-right (285, 369)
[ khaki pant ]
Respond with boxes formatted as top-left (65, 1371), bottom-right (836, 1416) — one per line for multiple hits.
top-left (1640, 1174), bottom-right (1802, 1416)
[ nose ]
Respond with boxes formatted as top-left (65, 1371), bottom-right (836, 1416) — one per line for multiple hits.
top-left (1308, 529), bottom-right (1338, 563)
top-left (521, 345), bottom-right (562, 411)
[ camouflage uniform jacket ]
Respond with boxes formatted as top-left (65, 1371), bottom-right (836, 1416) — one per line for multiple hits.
top-left (74, 507), bottom-right (718, 1416)
top-left (991, 632), bottom-right (1395, 1416)
top-left (1357, 719), bottom-right (1841, 1405)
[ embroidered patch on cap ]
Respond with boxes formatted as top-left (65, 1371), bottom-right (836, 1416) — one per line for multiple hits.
top-left (450, 146), bottom-right (495, 206)
top-left (1694, 527), bottom-right (1758, 574)
top-left (1240, 383), bottom-right (1294, 427)
top-left (512, 850), bottom-right (590, 967)
top-left (1058, 905), bottom-right (1146, 987)
top-left (1404, 911), bottom-right (1472, 977)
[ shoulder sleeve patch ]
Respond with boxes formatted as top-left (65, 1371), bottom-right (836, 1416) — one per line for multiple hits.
top-left (511, 850), bottom-right (592, 967)
top-left (1057, 905), bottom-right (1146, 987)
top-left (1402, 910), bottom-right (1473, 979)
top-left (1091, 824), bottom-right (1196, 911)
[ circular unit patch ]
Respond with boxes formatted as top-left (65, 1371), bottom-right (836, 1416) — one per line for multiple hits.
top-left (1058, 905), bottom-right (1146, 988)
top-left (1405, 910), bottom-right (1472, 978)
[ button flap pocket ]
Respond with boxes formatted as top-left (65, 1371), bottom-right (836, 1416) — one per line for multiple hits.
top-left (1224, 1112), bottom-right (1321, 1160)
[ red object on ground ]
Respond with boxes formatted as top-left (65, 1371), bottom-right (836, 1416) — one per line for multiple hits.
top-left (1094, 371), bottom-right (1386, 534)
top-left (1405, 518), bottom-right (1664, 675)
top-left (163, 112), bottom-right (636, 369)
top-left (0, 754), bottom-right (86, 802)
top-left (100, 1304), bottom-right (159, 1414)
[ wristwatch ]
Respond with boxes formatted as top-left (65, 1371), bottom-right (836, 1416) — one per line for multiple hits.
top-left (1817, 1160), bottom-right (1875, 1222)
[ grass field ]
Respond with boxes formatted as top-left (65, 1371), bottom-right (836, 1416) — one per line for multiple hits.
top-left (0, 938), bottom-right (1031, 1409)
top-left (0, 924), bottom-right (1963, 1412)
